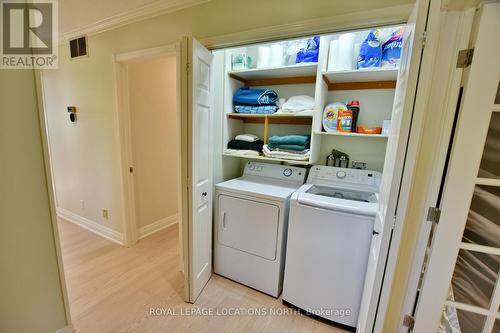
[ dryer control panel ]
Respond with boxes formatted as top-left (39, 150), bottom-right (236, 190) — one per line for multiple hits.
top-left (243, 162), bottom-right (306, 184)
top-left (307, 165), bottom-right (382, 191)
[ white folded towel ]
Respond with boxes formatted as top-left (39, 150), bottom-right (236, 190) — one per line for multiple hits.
top-left (235, 134), bottom-right (260, 142)
top-left (262, 145), bottom-right (310, 161)
top-left (281, 95), bottom-right (315, 113)
top-left (224, 149), bottom-right (260, 156)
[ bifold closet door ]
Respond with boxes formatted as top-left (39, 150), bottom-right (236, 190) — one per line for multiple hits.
top-left (413, 3), bottom-right (500, 332)
top-left (183, 37), bottom-right (214, 303)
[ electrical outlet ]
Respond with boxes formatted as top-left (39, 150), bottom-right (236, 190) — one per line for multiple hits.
top-left (102, 209), bottom-right (109, 220)
top-left (80, 200), bottom-right (85, 210)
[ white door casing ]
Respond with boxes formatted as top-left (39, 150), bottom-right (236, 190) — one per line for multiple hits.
top-left (413, 3), bottom-right (500, 332)
top-left (186, 37), bottom-right (214, 302)
top-left (356, 1), bottom-right (430, 332)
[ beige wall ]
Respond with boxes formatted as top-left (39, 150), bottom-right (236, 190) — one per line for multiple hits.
top-left (128, 56), bottom-right (178, 228)
top-left (42, 0), bottom-right (412, 234)
top-left (0, 70), bottom-right (68, 332)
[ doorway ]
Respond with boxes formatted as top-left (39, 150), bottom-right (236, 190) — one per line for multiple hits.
top-left (39, 43), bottom-right (185, 331)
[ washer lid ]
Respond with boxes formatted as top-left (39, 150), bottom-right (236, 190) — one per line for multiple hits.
top-left (216, 177), bottom-right (300, 201)
top-left (295, 184), bottom-right (378, 216)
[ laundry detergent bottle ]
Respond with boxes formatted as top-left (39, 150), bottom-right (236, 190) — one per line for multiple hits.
top-left (323, 102), bottom-right (347, 132)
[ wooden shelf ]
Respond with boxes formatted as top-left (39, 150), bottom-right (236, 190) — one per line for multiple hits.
top-left (322, 68), bottom-right (398, 90)
top-left (229, 63), bottom-right (317, 86)
top-left (315, 131), bottom-right (388, 138)
top-left (227, 113), bottom-right (313, 125)
top-left (223, 152), bottom-right (311, 165)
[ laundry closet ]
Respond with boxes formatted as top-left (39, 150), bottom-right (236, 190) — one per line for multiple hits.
top-left (184, 7), bottom-right (425, 331)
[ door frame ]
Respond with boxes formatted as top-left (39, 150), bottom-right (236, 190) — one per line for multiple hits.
top-left (395, 7), bottom-right (476, 332)
top-left (412, 2), bottom-right (500, 331)
top-left (113, 43), bottom-right (182, 247)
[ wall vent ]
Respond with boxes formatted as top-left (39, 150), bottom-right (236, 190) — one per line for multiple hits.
top-left (69, 36), bottom-right (88, 58)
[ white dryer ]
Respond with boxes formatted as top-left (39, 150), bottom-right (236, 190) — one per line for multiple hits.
top-left (282, 165), bottom-right (381, 328)
top-left (214, 161), bottom-right (306, 297)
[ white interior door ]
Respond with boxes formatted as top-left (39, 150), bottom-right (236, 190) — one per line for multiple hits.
top-left (413, 3), bottom-right (500, 332)
top-left (356, 1), bottom-right (430, 332)
top-left (185, 37), bottom-right (214, 302)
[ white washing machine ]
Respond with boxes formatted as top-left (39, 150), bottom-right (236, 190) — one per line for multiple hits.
top-left (282, 165), bottom-right (381, 328)
top-left (214, 161), bottom-right (306, 297)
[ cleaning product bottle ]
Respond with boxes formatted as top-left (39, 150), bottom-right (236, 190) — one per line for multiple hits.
top-left (348, 100), bottom-right (360, 133)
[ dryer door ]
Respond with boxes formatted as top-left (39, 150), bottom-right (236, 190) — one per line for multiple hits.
top-left (218, 194), bottom-right (280, 261)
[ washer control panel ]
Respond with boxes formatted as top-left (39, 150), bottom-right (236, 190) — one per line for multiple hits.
top-left (244, 162), bottom-right (306, 184)
top-left (307, 165), bottom-right (382, 190)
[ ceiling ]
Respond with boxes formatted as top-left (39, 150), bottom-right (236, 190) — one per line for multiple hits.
top-left (58, 0), bottom-right (208, 39)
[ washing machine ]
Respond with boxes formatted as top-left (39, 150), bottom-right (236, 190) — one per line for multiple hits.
top-left (282, 165), bottom-right (381, 328)
top-left (214, 161), bottom-right (306, 297)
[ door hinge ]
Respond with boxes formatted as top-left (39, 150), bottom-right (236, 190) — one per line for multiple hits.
top-left (403, 314), bottom-right (415, 330)
top-left (421, 31), bottom-right (427, 49)
top-left (456, 48), bottom-right (474, 68)
top-left (427, 206), bottom-right (441, 224)
top-left (186, 61), bottom-right (191, 73)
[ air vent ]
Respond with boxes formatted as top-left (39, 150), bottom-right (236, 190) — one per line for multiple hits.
top-left (69, 36), bottom-right (87, 58)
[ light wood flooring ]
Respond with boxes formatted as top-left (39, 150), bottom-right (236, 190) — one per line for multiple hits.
top-left (58, 218), bottom-right (348, 333)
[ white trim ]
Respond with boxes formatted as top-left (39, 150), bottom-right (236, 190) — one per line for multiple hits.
top-left (114, 44), bottom-right (179, 63)
top-left (138, 214), bottom-right (178, 239)
top-left (200, 4), bottom-right (413, 49)
top-left (59, 0), bottom-right (209, 42)
top-left (34, 70), bottom-right (73, 326)
top-left (55, 325), bottom-right (75, 333)
top-left (459, 242), bottom-right (500, 256)
top-left (443, 300), bottom-right (490, 316)
top-left (475, 177), bottom-right (500, 187)
top-left (57, 207), bottom-right (124, 245)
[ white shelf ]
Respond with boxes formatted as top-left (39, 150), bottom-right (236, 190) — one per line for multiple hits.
top-left (315, 131), bottom-right (388, 138)
top-left (229, 63), bottom-right (318, 81)
top-left (323, 67), bottom-right (399, 83)
top-left (222, 152), bottom-right (311, 165)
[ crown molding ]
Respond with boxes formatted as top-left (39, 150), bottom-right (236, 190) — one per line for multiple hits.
top-left (200, 4), bottom-right (413, 50)
top-left (59, 0), bottom-right (209, 43)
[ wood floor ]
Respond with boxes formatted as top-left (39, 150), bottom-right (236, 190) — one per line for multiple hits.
top-left (58, 218), bottom-right (348, 333)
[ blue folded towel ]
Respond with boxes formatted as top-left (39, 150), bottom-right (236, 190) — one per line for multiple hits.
top-left (233, 87), bottom-right (278, 106)
top-left (234, 105), bottom-right (278, 114)
top-left (268, 143), bottom-right (308, 151)
top-left (268, 135), bottom-right (311, 147)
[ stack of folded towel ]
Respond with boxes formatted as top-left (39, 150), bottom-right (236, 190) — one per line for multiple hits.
top-left (226, 134), bottom-right (263, 156)
top-left (233, 87), bottom-right (278, 114)
top-left (277, 95), bottom-right (315, 114)
top-left (263, 135), bottom-right (311, 161)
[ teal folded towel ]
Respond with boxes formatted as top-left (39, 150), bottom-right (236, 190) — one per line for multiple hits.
top-left (268, 143), bottom-right (308, 151)
top-left (268, 135), bottom-right (310, 147)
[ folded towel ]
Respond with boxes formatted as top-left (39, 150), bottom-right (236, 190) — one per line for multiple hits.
top-left (234, 105), bottom-right (278, 114)
top-left (269, 146), bottom-right (310, 154)
top-left (235, 134), bottom-right (260, 142)
top-left (233, 86), bottom-right (278, 106)
top-left (281, 95), bottom-right (315, 113)
top-left (268, 135), bottom-right (310, 147)
top-left (268, 143), bottom-right (308, 151)
top-left (227, 139), bottom-right (264, 152)
top-left (224, 149), bottom-right (260, 157)
top-left (263, 145), bottom-right (310, 161)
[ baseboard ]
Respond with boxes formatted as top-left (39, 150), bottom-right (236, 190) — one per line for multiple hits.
top-left (139, 214), bottom-right (178, 239)
top-left (57, 207), bottom-right (124, 245)
top-left (55, 325), bottom-right (75, 333)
